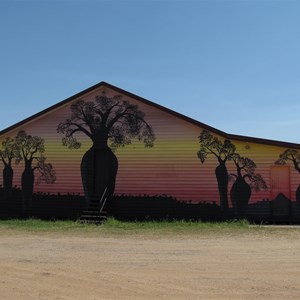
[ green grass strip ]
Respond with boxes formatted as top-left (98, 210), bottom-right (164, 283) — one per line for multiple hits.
top-left (0, 217), bottom-right (251, 233)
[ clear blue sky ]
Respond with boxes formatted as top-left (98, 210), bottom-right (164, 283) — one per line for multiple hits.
top-left (1, 0), bottom-right (300, 143)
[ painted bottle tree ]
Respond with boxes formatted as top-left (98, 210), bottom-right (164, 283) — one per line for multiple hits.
top-left (57, 92), bottom-right (155, 207)
top-left (276, 149), bottom-right (300, 202)
top-left (0, 137), bottom-right (17, 198)
top-left (15, 130), bottom-right (56, 211)
top-left (230, 154), bottom-right (267, 217)
top-left (197, 130), bottom-right (236, 211)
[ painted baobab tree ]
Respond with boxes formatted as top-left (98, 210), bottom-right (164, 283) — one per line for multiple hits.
top-left (230, 154), bottom-right (267, 217)
top-left (276, 149), bottom-right (300, 202)
top-left (57, 92), bottom-right (155, 207)
top-left (197, 130), bottom-right (236, 211)
top-left (0, 137), bottom-right (17, 198)
top-left (15, 130), bottom-right (56, 210)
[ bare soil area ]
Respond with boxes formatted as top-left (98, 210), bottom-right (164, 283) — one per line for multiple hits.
top-left (1, 228), bottom-right (300, 299)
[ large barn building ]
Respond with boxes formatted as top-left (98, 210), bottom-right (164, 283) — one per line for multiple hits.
top-left (0, 82), bottom-right (299, 222)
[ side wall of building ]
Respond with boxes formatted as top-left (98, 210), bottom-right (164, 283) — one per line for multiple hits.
top-left (0, 86), bottom-right (299, 220)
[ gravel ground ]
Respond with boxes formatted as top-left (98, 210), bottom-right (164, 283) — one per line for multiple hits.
top-left (0, 229), bottom-right (300, 299)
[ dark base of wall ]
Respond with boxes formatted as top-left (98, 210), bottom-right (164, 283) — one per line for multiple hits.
top-left (110, 195), bottom-right (223, 221)
top-left (109, 195), bottom-right (300, 223)
top-left (1, 191), bottom-right (300, 223)
top-left (0, 189), bottom-right (85, 220)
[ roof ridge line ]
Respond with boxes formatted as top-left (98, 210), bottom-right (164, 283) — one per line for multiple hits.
top-left (1, 81), bottom-right (299, 149)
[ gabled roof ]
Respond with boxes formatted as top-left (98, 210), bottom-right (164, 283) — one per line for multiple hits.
top-left (1, 81), bottom-right (299, 149)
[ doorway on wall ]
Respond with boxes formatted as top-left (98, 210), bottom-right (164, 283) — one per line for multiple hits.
top-left (271, 166), bottom-right (291, 217)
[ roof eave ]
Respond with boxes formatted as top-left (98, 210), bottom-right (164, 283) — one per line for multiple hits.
top-left (1, 81), bottom-right (299, 149)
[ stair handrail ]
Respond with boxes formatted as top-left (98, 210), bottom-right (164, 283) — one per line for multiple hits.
top-left (100, 195), bottom-right (109, 215)
top-left (99, 187), bottom-right (108, 215)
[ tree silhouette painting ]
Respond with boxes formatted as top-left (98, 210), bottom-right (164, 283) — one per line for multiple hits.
top-left (0, 137), bottom-right (17, 198)
top-left (230, 154), bottom-right (267, 217)
top-left (276, 149), bottom-right (300, 202)
top-left (57, 92), bottom-right (155, 207)
top-left (197, 130), bottom-right (236, 211)
top-left (15, 130), bottom-right (56, 210)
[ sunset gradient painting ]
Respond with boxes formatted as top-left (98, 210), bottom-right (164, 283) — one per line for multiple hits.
top-left (0, 83), bottom-right (300, 221)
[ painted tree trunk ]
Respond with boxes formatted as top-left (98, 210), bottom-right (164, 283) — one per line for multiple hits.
top-left (296, 184), bottom-right (300, 203)
top-left (215, 162), bottom-right (229, 211)
top-left (3, 164), bottom-right (13, 198)
top-left (21, 163), bottom-right (34, 213)
top-left (81, 146), bottom-right (118, 208)
top-left (230, 177), bottom-right (251, 218)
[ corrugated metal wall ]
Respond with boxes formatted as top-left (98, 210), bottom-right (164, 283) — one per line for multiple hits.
top-left (0, 85), bottom-right (299, 221)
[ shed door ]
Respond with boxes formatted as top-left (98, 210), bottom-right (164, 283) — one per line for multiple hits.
top-left (271, 166), bottom-right (291, 216)
top-left (271, 166), bottom-right (290, 200)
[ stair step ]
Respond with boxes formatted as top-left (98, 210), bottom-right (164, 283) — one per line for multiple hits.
top-left (82, 211), bottom-right (100, 214)
top-left (81, 211), bottom-right (107, 216)
top-left (80, 220), bottom-right (102, 225)
top-left (80, 216), bottom-right (106, 220)
top-left (79, 192), bottom-right (110, 224)
top-left (79, 216), bottom-right (107, 225)
top-left (81, 214), bottom-right (99, 218)
top-left (80, 214), bottom-right (107, 219)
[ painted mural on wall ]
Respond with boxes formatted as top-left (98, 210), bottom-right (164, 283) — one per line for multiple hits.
top-left (230, 153), bottom-right (267, 217)
top-left (197, 130), bottom-right (267, 218)
top-left (275, 149), bottom-right (300, 202)
top-left (197, 130), bottom-right (236, 211)
top-left (0, 131), bottom-right (56, 215)
top-left (57, 91), bottom-right (155, 208)
top-left (0, 83), bottom-right (300, 221)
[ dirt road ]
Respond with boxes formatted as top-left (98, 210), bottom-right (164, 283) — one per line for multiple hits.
top-left (0, 228), bottom-right (300, 299)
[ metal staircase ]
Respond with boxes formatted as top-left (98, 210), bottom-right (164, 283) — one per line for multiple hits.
top-left (79, 187), bottom-right (110, 224)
